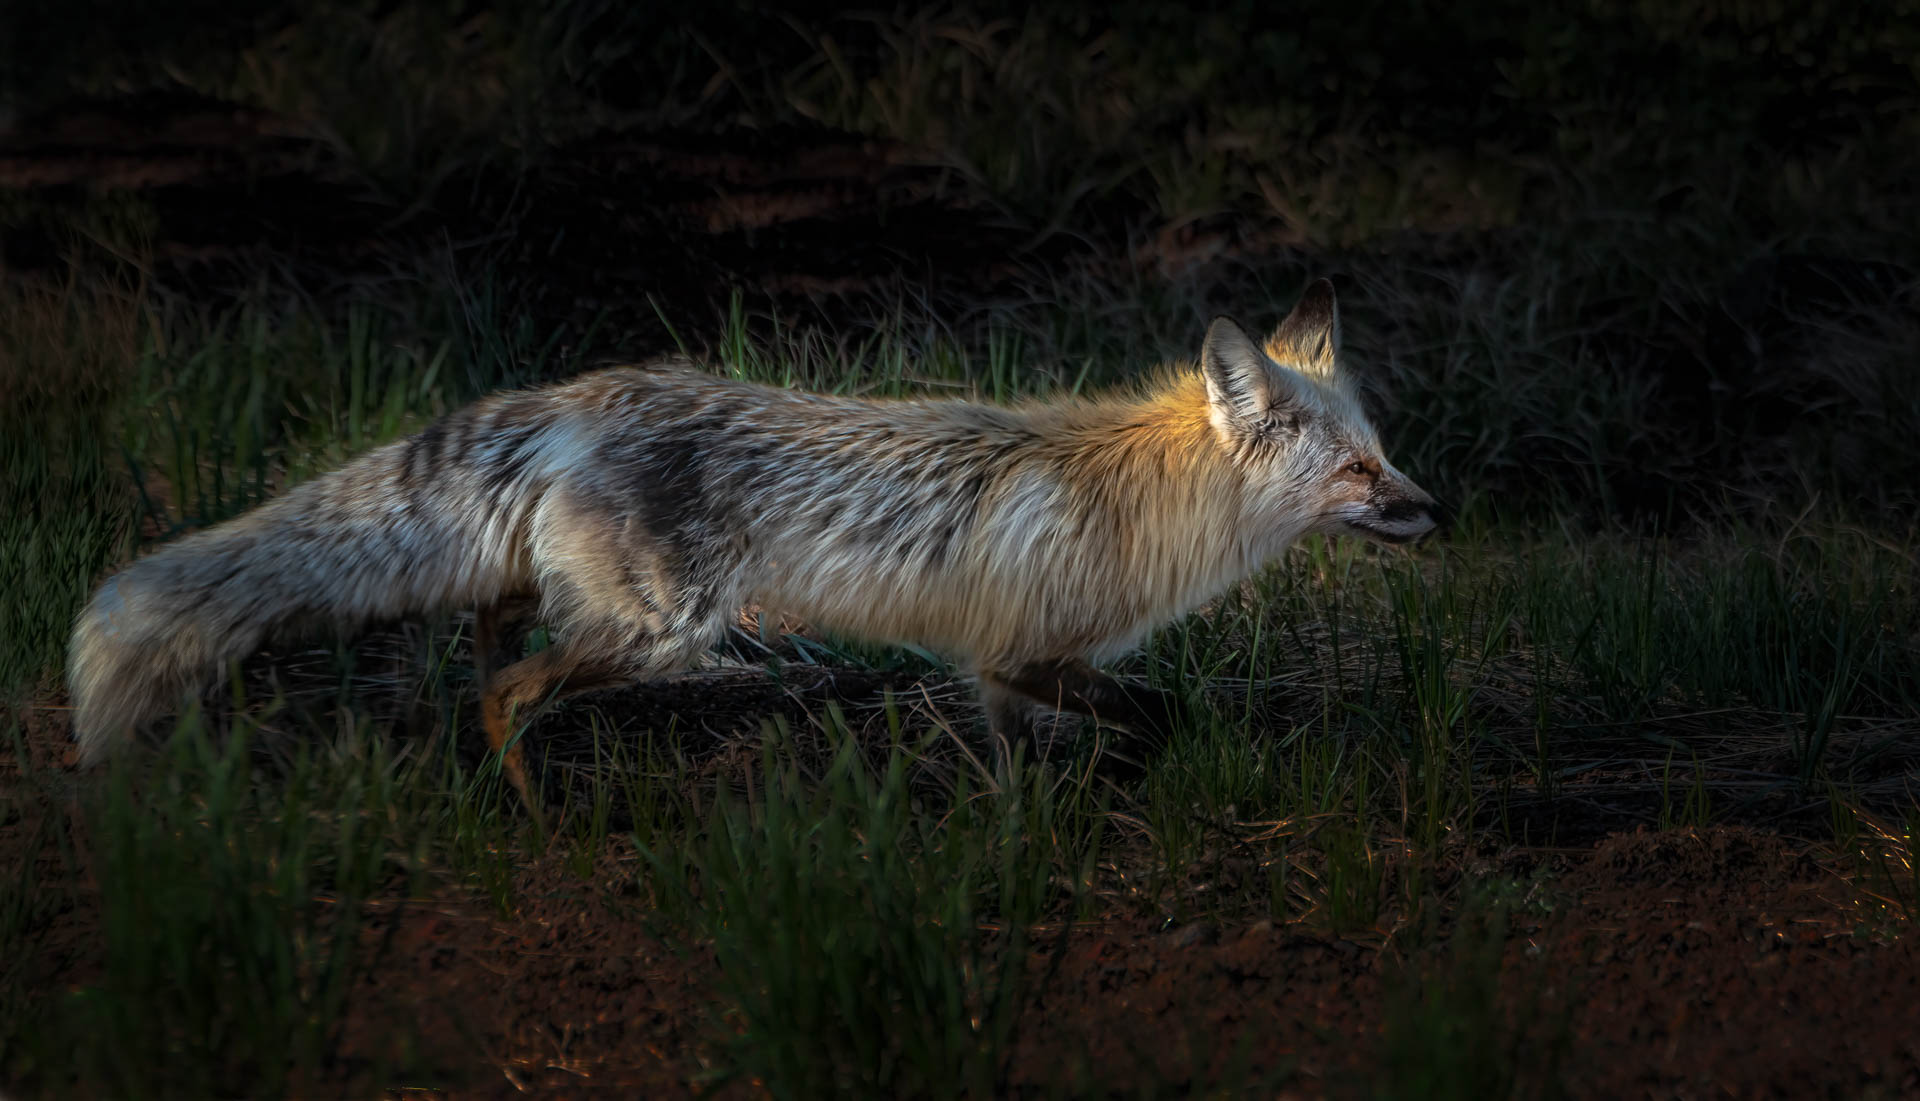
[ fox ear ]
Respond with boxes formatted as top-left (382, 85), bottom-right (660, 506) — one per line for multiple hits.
top-left (1265, 278), bottom-right (1341, 379)
top-left (1202, 316), bottom-right (1309, 436)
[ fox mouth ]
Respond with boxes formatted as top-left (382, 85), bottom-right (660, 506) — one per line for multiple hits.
top-left (1349, 522), bottom-right (1420, 544)
top-left (1346, 516), bottom-right (1436, 545)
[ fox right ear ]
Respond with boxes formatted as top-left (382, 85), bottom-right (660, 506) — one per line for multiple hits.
top-left (1202, 316), bottom-right (1308, 437)
top-left (1265, 279), bottom-right (1340, 379)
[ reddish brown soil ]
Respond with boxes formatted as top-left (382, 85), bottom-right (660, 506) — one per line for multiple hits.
top-left (10, 670), bottom-right (1918, 1101)
top-left (1008, 829), bottom-right (1920, 1099)
top-left (330, 825), bottom-right (1915, 1099)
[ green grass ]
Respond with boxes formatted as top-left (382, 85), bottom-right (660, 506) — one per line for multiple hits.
top-left (641, 708), bottom-right (1079, 1099)
top-left (56, 716), bottom-right (392, 1097)
top-left (0, 276), bottom-right (140, 700)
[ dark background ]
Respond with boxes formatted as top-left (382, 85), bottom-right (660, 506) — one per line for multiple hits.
top-left (4, 1), bottom-right (1917, 524)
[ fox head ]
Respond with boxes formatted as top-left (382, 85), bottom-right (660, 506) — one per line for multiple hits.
top-left (1201, 280), bottom-right (1441, 549)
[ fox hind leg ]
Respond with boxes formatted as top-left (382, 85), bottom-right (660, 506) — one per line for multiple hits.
top-left (480, 644), bottom-right (628, 819)
top-left (479, 603), bottom-right (735, 820)
top-left (489, 486), bottom-right (744, 817)
top-left (472, 595), bottom-right (539, 688)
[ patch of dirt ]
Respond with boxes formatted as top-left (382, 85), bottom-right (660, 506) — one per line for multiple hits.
top-left (989, 828), bottom-right (1919, 1098)
top-left (328, 857), bottom-right (715, 1098)
top-left (244, 825), bottom-right (1920, 1097)
top-left (1535, 826), bottom-right (1920, 1099)
top-left (1010, 921), bottom-right (1382, 1094)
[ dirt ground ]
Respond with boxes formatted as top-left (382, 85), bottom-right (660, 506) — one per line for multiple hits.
top-left (8, 673), bottom-right (1918, 1099)
top-left (308, 822), bottom-right (1920, 1098)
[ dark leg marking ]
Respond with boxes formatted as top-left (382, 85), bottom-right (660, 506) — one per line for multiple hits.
top-left (978, 674), bottom-right (1040, 760)
top-left (991, 659), bottom-right (1185, 754)
top-left (472, 597), bottom-right (538, 688)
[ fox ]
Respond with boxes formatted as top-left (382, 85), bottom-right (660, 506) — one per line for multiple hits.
top-left (68, 279), bottom-right (1440, 811)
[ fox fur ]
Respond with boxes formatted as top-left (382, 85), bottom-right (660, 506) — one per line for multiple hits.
top-left (69, 280), bottom-right (1439, 806)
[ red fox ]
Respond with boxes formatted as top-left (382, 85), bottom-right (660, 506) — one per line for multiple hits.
top-left (70, 280), bottom-right (1439, 808)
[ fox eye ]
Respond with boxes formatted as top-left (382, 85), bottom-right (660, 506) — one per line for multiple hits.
top-left (1345, 460), bottom-right (1370, 477)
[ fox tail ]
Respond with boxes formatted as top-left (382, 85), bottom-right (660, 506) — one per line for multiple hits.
top-left (68, 447), bottom-right (519, 762)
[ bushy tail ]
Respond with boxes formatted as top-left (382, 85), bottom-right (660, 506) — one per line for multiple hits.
top-left (67, 439), bottom-right (525, 762)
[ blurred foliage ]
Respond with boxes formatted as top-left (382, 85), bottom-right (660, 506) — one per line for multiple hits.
top-left (8, 1), bottom-right (1915, 152)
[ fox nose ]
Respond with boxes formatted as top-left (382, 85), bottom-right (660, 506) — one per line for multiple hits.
top-left (1423, 499), bottom-right (1452, 539)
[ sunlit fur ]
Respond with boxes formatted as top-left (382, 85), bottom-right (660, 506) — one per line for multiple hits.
top-left (69, 280), bottom-right (1437, 782)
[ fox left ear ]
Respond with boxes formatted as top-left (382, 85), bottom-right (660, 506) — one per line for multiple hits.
top-left (1265, 279), bottom-right (1340, 379)
top-left (1202, 316), bottom-right (1311, 438)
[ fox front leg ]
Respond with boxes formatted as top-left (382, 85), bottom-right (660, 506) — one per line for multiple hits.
top-left (986, 659), bottom-right (1186, 776)
top-left (977, 674), bottom-right (1041, 764)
